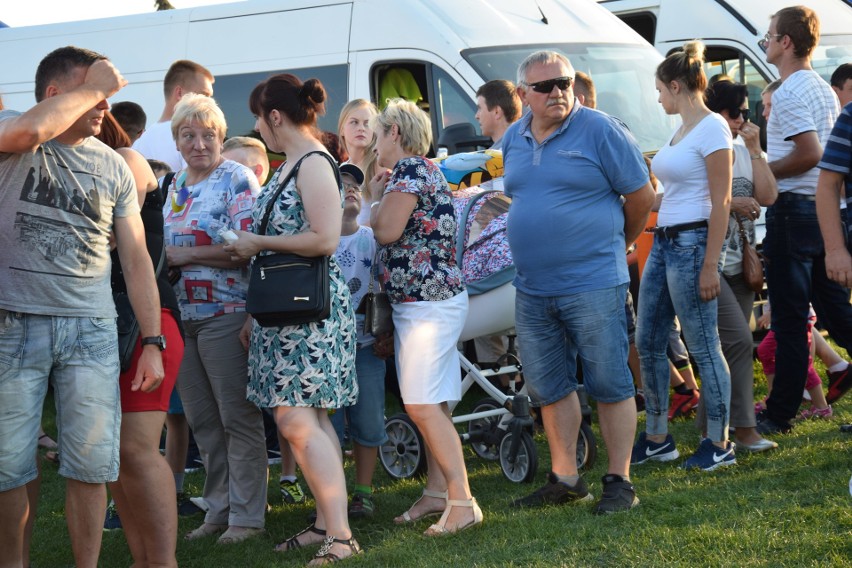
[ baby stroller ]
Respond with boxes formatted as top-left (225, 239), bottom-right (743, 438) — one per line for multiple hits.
top-left (379, 166), bottom-right (598, 483)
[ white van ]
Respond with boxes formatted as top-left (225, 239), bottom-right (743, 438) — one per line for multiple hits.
top-left (598, 0), bottom-right (852, 120)
top-left (0, 0), bottom-right (673, 154)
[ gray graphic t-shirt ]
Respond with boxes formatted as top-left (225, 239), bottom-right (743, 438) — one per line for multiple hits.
top-left (0, 110), bottom-right (139, 318)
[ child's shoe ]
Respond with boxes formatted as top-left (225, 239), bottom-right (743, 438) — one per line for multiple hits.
top-left (797, 405), bottom-right (833, 420)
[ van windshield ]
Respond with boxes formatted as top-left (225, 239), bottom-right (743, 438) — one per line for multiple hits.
top-left (811, 36), bottom-right (852, 83)
top-left (463, 44), bottom-right (676, 154)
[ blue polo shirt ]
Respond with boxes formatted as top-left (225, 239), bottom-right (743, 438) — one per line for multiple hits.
top-left (818, 101), bottom-right (852, 207)
top-left (503, 103), bottom-right (649, 296)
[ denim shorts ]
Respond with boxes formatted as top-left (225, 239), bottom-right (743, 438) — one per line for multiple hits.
top-left (0, 311), bottom-right (121, 490)
top-left (331, 344), bottom-right (389, 447)
top-left (515, 285), bottom-right (634, 405)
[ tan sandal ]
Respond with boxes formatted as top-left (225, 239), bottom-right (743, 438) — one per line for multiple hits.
top-left (393, 489), bottom-right (447, 524)
top-left (217, 526), bottom-right (264, 544)
top-left (423, 497), bottom-right (483, 536)
top-left (185, 523), bottom-right (227, 540)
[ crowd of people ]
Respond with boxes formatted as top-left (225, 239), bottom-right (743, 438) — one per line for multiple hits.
top-left (0, 3), bottom-right (851, 567)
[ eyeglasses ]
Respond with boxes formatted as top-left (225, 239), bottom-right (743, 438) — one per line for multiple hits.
top-left (729, 107), bottom-right (750, 121)
top-left (525, 76), bottom-right (573, 94)
top-left (758, 31), bottom-right (784, 52)
top-left (344, 183), bottom-right (362, 193)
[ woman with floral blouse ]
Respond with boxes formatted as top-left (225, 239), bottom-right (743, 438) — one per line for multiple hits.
top-left (369, 98), bottom-right (481, 536)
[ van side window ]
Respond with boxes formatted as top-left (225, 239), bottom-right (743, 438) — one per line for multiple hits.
top-left (214, 64), bottom-right (348, 139)
top-left (617, 12), bottom-right (657, 45)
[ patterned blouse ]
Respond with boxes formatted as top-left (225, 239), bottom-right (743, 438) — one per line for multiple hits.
top-left (380, 156), bottom-right (465, 303)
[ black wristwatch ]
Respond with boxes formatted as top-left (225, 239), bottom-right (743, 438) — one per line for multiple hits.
top-left (141, 335), bottom-right (167, 351)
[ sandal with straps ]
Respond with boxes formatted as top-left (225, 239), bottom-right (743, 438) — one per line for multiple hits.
top-left (308, 535), bottom-right (363, 565)
top-left (275, 524), bottom-right (326, 552)
top-left (393, 489), bottom-right (447, 524)
top-left (423, 497), bottom-right (483, 537)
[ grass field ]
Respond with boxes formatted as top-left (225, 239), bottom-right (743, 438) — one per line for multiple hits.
top-left (29, 358), bottom-right (852, 567)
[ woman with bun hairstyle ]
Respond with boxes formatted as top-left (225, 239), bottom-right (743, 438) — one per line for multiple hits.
top-left (634, 41), bottom-right (735, 471)
top-left (225, 74), bottom-right (359, 564)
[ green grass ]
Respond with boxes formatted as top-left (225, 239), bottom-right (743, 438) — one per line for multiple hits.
top-left (31, 358), bottom-right (852, 568)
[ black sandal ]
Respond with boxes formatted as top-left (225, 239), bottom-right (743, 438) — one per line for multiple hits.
top-left (275, 524), bottom-right (326, 552)
top-left (308, 535), bottom-right (363, 565)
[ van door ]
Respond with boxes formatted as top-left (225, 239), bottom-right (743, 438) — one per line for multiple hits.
top-left (350, 50), bottom-right (478, 155)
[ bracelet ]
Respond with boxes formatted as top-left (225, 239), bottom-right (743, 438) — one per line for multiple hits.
top-left (751, 151), bottom-right (766, 161)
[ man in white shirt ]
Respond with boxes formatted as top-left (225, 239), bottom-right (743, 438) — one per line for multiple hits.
top-left (759, 5), bottom-right (852, 435)
top-left (133, 60), bottom-right (214, 172)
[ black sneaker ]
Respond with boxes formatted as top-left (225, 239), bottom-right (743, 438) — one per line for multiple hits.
top-left (103, 503), bottom-right (122, 531)
top-left (755, 410), bottom-right (792, 435)
top-left (593, 474), bottom-right (639, 514)
top-left (511, 472), bottom-right (593, 508)
top-left (177, 492), bottom-right (203, 516)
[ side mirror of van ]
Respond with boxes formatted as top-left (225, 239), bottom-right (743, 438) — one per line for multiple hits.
top-left (437, 123), bottom-right (492, 155)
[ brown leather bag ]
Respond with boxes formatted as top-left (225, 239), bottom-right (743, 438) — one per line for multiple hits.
top-left (736, 215), bottom-right (764, 293)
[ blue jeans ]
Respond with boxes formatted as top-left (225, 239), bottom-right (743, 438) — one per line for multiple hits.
top-left (636, 229), bottom-right (731, 441)
top-left (0, 312), bottom-right (121, 490)
top-left (514, 285), bottom-right (634, 405)
top-left (763, 199), bottom-right (852, 422)
top-left (331, 344), bottom-right (389, 447)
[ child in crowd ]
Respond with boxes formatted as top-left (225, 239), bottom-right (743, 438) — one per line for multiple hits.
top-left (756, 303), bottom-right (835, 419)
top-left (330, 163), bottom-right (389, 517)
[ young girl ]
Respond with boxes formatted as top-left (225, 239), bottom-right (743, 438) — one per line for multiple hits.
top-left (756, 304), bottom-right (834, 419)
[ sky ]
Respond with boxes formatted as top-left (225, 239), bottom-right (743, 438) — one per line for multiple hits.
top-left (2, 0), bottom-right (239, 27)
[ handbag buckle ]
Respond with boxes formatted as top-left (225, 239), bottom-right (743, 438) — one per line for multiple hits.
top-left (294, 296), bottom-right (310, 302)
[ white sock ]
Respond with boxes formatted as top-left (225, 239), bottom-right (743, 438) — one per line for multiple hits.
top-left (829, 361), bottom-right (848, 373)
top-left (280, 475), bottom-right (297, 483)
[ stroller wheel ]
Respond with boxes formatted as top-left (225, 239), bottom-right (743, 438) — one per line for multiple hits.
top-left (379, 413), bottom-right (426, 479)
top-left (468, 398), bottom-right (502, 461)
top-left (499, 430), bottom-right (538, 483)
top-left (577, 420), bottom-right (597, 471)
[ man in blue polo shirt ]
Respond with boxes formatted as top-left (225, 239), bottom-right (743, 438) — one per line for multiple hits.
top-left (816, 100), bottom-right (852, 405)
top-left (503, 50), bottom-right (654, 514)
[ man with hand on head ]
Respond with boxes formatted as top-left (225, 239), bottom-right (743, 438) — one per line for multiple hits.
top-left (0, 46), bottom-right (164, 568)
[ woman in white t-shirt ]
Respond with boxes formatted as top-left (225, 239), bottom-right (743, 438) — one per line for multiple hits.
top-left (634, 41), bottom-right (735, 471)
top-left (699, 79), bottom-right (778, 453)
top-left (338, 99), bottom-right (380, 225)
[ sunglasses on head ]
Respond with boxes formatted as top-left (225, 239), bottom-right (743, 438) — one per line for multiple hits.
top-left (526, 76), bottom-right (573, 93)
top-left (729, 107), bottom-right (750, 121)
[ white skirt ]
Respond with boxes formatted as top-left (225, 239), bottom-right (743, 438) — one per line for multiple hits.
top-left (393, 291), bottom-right (469, 404)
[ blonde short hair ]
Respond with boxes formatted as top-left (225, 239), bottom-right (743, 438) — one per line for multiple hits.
top-left (171, 92), bottom-right (227, 141)
top-left (370, 98), bottom-right (431, 156)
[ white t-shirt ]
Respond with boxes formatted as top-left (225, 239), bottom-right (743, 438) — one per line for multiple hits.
top-left (767, 69), bottom-right (839, 195)
top-left (723, 143), bottom-right (756, 276)
top-left (132, 120), bottom-right (185, 173)
top-left (335, 225), bottom-right (377, 346)
top-left (653, 113), bottom-right (733, 226)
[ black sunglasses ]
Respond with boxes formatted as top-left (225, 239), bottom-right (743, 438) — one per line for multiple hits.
top-left (730, 107), bottom-right (750, 121)
top-left (526, 76), bottom-right (573, 93)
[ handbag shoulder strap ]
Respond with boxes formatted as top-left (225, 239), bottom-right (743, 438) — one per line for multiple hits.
top-left (258, 151), bottom-right (341, 236)
top-left (734, 214), bottom-right (750, 246)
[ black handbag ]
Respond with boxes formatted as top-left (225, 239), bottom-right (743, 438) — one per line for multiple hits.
top-left (114, 172), bottom-right (173, 371)
top-left (246, 152), bottom-right (340, 327)
top-left (356, 252), bottom-right (394, 336)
